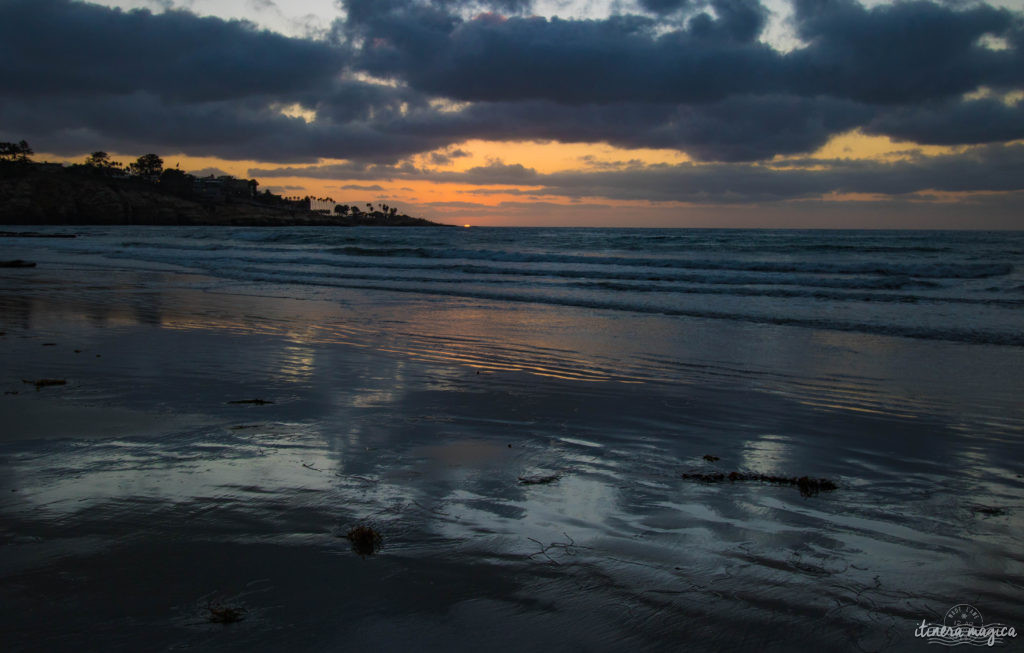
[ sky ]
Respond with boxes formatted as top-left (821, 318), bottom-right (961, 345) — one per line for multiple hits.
top-left (1, 0), bottom-right (1023, 227)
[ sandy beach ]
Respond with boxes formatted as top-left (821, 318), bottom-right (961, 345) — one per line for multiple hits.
top-left (1, 228), bottom-right (1023, 651)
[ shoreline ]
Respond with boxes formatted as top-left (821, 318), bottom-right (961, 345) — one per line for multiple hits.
top-left (1, 242), bottom-right (1022, 651)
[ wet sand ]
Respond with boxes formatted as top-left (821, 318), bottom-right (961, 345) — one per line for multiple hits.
top-left (1, 263), bottom-right (1022, 651)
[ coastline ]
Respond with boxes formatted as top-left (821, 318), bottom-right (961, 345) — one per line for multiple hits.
top-left (1, 250), bottom-right (1022, 651)
top-left (0, 162), bottom-right (447, 227)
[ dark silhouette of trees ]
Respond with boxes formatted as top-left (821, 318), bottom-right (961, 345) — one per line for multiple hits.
top-left (84, 151), bottom-right (113, 168)
top-left (82, 151), bottom-right (124, 176)
top-left (334, 204), bottom-right (350, 215)
top-left (129, 153), bottom-right (163, 178)
top-left (159, 168), bottom-right (191, 195)
top-left (0, 140), bottom-right (33, 162)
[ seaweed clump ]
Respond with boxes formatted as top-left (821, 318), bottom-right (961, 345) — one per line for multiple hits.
top-left (22, 378), bottom-right (66, 390)
top-left (346, 525), bottom-right (383, 557)
top-left (519, 473), bottom-right (561, 485)
top-left (681, 471), bottom-right (838, 497)
top-left (207, 604), bottom-right (246, 624)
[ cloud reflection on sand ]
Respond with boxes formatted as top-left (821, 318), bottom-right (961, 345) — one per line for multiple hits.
top-left (1, 258), bottom-right (1023, 650)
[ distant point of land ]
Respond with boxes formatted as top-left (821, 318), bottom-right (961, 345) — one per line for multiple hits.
top-left (0, 144), bottom-right (446, 227)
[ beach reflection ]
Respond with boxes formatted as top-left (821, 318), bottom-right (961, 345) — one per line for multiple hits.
top-left (3, 266), bottom-right (1024, 650)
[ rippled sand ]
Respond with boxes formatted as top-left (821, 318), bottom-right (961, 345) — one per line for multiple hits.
top-left (1, 263), bottom-right (1022, 651)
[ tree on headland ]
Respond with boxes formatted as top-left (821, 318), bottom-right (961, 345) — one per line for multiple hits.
top-left (0, 140), bottom-right (33, 163)
top-left (334, 204), bottom-right (350, 216)
top-left (82, 151), bottom-right (125, 175)
top-left (84, 151), bottom-right (113, 168)
top-left (159, 167), bottom-right (191, 195)
top-left (129, 153), bottom-right (163, 178)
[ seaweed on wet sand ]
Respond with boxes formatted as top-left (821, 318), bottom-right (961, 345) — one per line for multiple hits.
top-left (681, 471), bottom-right (838, 497)
top-left (346, 525), bottom-right (383, 557)
top-left (207, 603), bottom-right (246, 624)
top-left (227, 399), bottom-right (274, 405)
top-left (518, 473), bottom-right (561, 485)
top-left (22, 378), bottom-right (66, 390)
top-left (702, 454), bottom-right (720, 462)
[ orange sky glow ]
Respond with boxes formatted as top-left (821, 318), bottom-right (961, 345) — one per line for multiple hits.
top-left (43, 131), bottom-right (1020, 228)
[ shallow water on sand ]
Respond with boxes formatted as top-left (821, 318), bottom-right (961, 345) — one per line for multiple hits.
top-left (1, 235), bottom-right (1023, 651)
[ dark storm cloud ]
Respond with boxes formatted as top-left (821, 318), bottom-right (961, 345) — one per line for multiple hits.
top-left (0, 0), bottom-right (343, 102)
top-left (1, 0), bottom-right (1023, 174)
top-left (519, 144), bottom-right (1024, 202)
top-left (0, 89), bottom-right (456, 163)
top-left (866, 97), bottom-right (1024, 145)
top-left (252, 143), bottom-right (1024, 203)
top-left (786, 0), bottom-right (1024, 104)
top-left (347, 1), bottom-right (778, 105)
top-left (341, 0), bottom-right (1021, 106)
top-left (384, 96), bottom-right (871, 161)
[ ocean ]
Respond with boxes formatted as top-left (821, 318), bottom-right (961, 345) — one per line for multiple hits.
top-left (1, 226), bottom-right (1022, 650)
top-left (18, 226), bottom-right (1024, 344)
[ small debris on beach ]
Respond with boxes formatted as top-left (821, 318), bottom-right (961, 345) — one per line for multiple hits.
top-left (227, 399), bottom-right (274, 405)
top-left (681, 471), bottom-right (838, 497)
top-left (519, 473), bottom-right (561, 485)
top-left (22, 378), bottom-right (67, 390)
top-left (74, 349), bottom-right (81, 353)
top-left (527, 532), bottom-right (590, 565)
top-left (345, 525), bottom-right (383, 557)
top-left (207, 604), bottom-right (246, 624)
top-left (702, 454), bottom-right (720, 462)
top-left (229, 424), bottom-right (262, 430)
top-left (41, 343), bottom-right (56, 346)
top-left (972, 505), bottom-right (1006, 516)
top-left (0, 260), bottom-right (36, 268)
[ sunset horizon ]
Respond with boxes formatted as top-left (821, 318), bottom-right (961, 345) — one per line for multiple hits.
top-left (2, 0), bottom-right (1023, 228)
top-left (2, 2), bottom-right (1023, 650)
